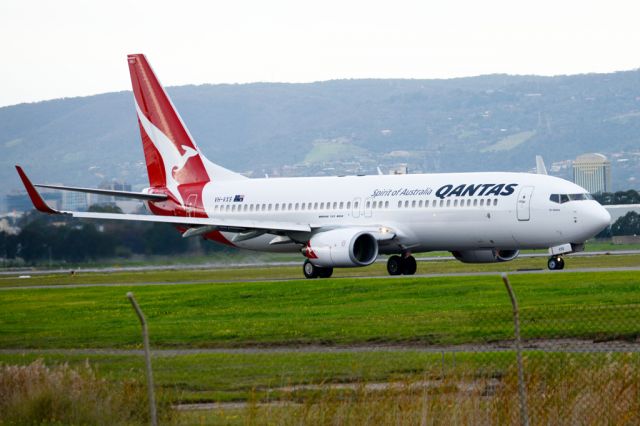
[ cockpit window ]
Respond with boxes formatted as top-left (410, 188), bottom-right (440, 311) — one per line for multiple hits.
top-left (549, 193), bottom-right (593, 204)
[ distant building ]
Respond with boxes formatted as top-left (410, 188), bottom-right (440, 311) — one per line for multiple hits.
top-left (572, 153), bottom-right (612, 194)
top-left (62, 191), bottom-right (89, 211)
top-left (95, 180), bottom-right (132, 204)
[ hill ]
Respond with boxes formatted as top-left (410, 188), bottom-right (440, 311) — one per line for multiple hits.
top-left (2, 71), bottom-right (640, 209)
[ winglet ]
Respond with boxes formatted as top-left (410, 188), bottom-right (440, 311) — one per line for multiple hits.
top-left (15, 166), bottom-right (60, 214)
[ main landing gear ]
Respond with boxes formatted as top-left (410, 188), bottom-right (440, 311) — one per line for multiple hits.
top-left (547, 256), bottom-right (565, 270)
top-left (387, 254), bottom-right (417, 276)
top-left (303, 259), bottom-right (333, 279)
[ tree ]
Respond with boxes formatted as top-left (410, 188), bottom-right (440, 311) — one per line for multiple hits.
top-left (611, 211), bottom-right (640, 236)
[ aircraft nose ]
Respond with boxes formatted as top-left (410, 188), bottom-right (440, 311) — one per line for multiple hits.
top-left (586, 203), bottom-right (611, 234)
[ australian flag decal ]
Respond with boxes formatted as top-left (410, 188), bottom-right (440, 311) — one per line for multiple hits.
top-left (233, 194), bottom-right (245, 202)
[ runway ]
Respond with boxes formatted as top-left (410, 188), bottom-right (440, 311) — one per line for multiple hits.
top-left (2, 249), bottom-right (639, 277)
top-left (1, 265), bottom-right (639, 291)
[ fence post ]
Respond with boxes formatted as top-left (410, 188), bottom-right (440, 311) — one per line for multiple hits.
top-left (501, 273), bottom-right (529, 426)
top-left (127, 292), bottom-right (158, 426)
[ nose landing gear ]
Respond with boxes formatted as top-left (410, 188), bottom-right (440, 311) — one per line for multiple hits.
top-left (547, 256), bottom-right (565, 270)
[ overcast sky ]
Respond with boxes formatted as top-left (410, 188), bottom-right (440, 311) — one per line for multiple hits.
top-left (1, 0), bottom-right (639, 107)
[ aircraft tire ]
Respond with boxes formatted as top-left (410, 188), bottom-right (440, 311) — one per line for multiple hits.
top-left (303, 259), bottom-right (319, 279)
top-left (547, 256), bottom-right (563, 270)
top-left (387, 255), bottom-right (404, 275)
top-left (318, 267), bottom-right (334, 278)
top-left (402, 255), bottom-right (417, 275)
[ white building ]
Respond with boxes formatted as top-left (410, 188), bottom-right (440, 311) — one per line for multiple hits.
top-left (572, 153), bottom-right (612, 194)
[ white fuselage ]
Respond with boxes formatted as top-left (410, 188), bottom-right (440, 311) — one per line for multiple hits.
top-left (198, 171), bottom-right (611, 254)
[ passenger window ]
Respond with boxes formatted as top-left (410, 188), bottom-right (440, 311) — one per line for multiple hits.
top-left (398, 201), bottom-right (402, 208)
top-left (454, 200), bottom-right (458, 207)
top-left (446, 200), bottom-right (451, 207)
top-left (320, 202), bottom-right (324, 209)
top-left (493, 199), bottom-right (498, 206)
top-left (354, 202), bottom-right (359, 208)
top-left (268, 204), bottom-right (272, 211)
top-left (440, 200), bottom-right (444, 207)
top-left (473, 199), bottom-right (478, 207)
top-left (385, 201), bottom-right (389, 208)
top-left (404, 200), bottom-right (409, 208)
top-left (366, 201), bottom-right (370, 208)
top-left (418, 200), bottom-right (423, 207)
top-left (425, 200), bottom-right (429, 208)
top-left (480, 199), bottom-right (484, 206)
top-left (339, 202), bottom-right (344, 209)
top-left (333, 202), bottom-right (337, 209)
top-left (347, 202), bottom-right (351, 209)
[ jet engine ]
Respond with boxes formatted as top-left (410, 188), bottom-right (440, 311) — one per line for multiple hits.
top-left (451, 249), bottom-right (520, 263)
top-left (305, 229), bottom-right (378, 267)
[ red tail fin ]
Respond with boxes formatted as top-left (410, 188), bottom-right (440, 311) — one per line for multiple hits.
top-left (128, 54), bottom-right (210, 195)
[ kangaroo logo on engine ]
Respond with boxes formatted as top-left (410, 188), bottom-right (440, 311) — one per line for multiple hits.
top-left (435, 183), bottom-right (518, 199)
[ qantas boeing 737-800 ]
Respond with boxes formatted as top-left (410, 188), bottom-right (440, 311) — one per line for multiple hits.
top-left (16, 54), bottom-right (611, 278)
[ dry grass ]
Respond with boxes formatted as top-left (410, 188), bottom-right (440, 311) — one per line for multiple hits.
top-left (0, 359), bottom-right (172, 425)
top-left (192, 354), bottom-right (640, 425)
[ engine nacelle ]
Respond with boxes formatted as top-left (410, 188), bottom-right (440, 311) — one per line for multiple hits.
top-left (305, 229), bottom-right (379, 267)
top-left (451, 249), bottom-right (520, 263)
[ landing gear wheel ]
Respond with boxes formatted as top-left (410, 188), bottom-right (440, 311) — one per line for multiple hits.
top-left (402, 255), bottom-right (417, 275)
top-left (387, 255), bottom-right (403, 275)
top-left (547, 256), bottom-right (564, 270)
top-left (318, 267), bottom-right (334, 278)
top-left (303, 259), bottom-right (319, 279)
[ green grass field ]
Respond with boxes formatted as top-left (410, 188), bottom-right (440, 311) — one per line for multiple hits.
top-left (1, 270), bottom-right (639, 349)
top-left (2, 263), bottom-right (640, 419)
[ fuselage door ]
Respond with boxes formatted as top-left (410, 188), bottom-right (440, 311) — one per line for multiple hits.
top-left (517, 186), bottom-right (534, 221)
top-left (352, 197), bottom-right (361, 218)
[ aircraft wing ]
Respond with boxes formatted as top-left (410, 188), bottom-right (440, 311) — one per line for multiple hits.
top-left (15, 166), bottom-right (311, 234)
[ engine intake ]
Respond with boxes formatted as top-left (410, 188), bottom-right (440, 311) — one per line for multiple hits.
top-left (451, 249), bottom-right (519, 263)
top-left (305, 229), bottom-right (378, 267)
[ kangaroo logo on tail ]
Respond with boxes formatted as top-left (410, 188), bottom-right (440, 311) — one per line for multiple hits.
top-left (135, 102), bottom-right (201, 205)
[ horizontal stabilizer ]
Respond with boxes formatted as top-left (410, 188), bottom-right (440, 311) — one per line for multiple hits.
top-left (34, 183), bottom-right (168, 201)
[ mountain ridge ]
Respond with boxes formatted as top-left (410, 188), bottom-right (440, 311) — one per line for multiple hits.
top-left (2, 70), bottom-right (639, 209)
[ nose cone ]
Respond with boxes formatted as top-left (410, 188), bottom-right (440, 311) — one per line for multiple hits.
top-left (585, 203), bottom-right (611, 236)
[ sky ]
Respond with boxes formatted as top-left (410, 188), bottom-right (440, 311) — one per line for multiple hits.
top-left (1, 0), bottom-right (639, 107)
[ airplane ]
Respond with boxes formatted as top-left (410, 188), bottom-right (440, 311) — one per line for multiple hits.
top-left (15, 54), bottom-right (611, 278)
